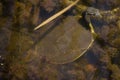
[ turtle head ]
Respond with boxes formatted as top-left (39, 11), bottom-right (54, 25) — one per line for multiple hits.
top-left (86, 7), bottom-right (102, 18)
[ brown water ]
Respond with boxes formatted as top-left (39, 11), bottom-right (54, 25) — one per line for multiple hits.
top-left (0, 0), bottom-right (120, 80)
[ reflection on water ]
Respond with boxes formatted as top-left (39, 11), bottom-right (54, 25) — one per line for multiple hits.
top-left (0, 0), bottom-right (120, 80)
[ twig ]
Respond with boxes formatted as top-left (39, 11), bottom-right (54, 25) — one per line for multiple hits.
top-left (34, 0), bottom-right (80, 30)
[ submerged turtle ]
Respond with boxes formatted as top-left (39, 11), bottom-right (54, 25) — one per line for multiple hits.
top-left (33, 1), bottom-right (102, 64)
top-left (36, 16), bottom-right (93, 64)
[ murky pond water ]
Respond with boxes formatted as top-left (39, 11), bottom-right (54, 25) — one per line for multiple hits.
top-left (0, 0), bottom-right (120, 80)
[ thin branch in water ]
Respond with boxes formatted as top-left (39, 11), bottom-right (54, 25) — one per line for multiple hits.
top-left (34, 0), bottom-right (80, 30)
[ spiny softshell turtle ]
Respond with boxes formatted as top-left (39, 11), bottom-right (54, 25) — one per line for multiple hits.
top-left (35, 16), bottom-right (93, 64)
top-left (33, 6), bottom-right (102, 64)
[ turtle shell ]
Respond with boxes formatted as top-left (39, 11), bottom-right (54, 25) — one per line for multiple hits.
top-left (36, 16), bottom-right (93, 64)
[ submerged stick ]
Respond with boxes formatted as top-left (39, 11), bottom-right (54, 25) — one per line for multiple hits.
top-left (34, 0), bottom-right (80, 30)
